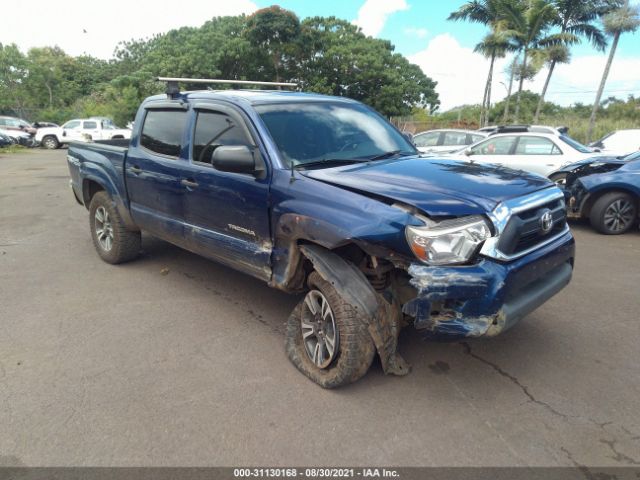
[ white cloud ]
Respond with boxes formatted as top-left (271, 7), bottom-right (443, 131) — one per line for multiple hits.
top-left (409, 34), bottom-right (508, 111)
top-left (1, 0), bottom-right (258, 59)
top-left (353, 0), bottom-right (409, 37)
top-left (409, 33), bottom-right (640, 111)
top-left (403, 27), bottom-right (429, 39)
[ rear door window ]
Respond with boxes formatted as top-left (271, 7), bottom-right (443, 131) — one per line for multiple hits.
top-left (413, 132), bottom-right (440, 147)
top-left (140, 109), bottom-right (187, 158)
top-left (83, 121), bottom-right (98, 130)
top-left (515, 136), bottom-right (561, 155)
top-left (442, 131), bottom-right (468, 146)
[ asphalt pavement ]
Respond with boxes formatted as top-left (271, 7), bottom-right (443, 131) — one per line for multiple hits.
top-left (1, 148), bottom-right (639, 467)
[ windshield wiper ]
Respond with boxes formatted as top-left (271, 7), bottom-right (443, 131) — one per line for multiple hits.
top-left (294, 158), bottom-right (369, 169)
top-left (366, 150), bottom-right (414, 161)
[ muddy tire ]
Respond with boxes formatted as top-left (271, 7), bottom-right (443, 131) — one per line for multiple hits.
top-left (589, 192), bottom-right (637, 235)
top-left (89, 191), bottom-right (141, 264)
top-left (285, 272), bottom-right (376, 388)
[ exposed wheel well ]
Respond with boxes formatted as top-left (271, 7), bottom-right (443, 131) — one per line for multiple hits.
top-left (82, 180), bottom-right (105, 209)
top-left (295, 240), bottom-right (396, 293)
top-left (581, 188), bottom-right (639, 218)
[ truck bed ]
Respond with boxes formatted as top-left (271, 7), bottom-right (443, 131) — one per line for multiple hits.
top-left (67, 140), bottom-right (130, 212)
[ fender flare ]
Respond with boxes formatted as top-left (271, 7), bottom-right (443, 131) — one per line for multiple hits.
top-left (299, 244), bottom-right (410, 376)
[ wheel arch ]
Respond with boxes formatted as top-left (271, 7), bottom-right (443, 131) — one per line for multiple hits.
top-left (581, 187), bottom-right (639, 218)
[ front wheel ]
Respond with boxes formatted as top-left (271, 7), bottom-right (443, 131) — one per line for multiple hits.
top-left (41, 135), bottom-right (59, 149)
top-left (589, 192), bottom-right (637, 235)
top-left (285, 272), bottom-right (376, 388)
top-left (89, 191), bottom-right (141, 263)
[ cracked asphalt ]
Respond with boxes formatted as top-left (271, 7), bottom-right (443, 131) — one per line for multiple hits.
top-left (1, 149), bottom-right (639, 467)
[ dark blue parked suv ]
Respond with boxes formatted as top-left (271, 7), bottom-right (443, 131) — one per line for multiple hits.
top-left (66, 80), bottom-right (575, 388)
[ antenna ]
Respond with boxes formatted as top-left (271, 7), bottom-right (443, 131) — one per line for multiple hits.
top-left (157, 77), bottom-right (298, 98)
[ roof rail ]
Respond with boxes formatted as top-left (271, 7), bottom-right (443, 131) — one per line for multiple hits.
top-left (157, 77), bottom-right (298, 98)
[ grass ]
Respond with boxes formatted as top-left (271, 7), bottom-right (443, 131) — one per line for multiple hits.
top-left (0, 145), bottom-right (29, 155)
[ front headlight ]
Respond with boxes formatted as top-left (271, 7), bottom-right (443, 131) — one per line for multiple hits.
top-left (405, 215), bottom-right (492, 265)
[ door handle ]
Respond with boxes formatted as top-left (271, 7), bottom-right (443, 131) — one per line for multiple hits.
top-left (181, 178), bottom-right (199, 188)
top-left (130, 166), bottom-right (142, 174)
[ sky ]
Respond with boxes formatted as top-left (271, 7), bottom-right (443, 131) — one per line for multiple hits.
top-left (3, 0), bottom-right (640, 111)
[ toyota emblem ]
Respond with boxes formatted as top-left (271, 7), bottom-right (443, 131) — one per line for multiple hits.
top-left (540, 210), bottom-right (553, 233)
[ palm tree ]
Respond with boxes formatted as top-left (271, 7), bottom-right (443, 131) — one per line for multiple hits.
top-left (533, 0), bottom-right (613, 123)
top-left (587, 0), bottom-right (640, 141)
top-left (473, 31), bottom-right (512, 126)
top-left (501, 0), bottom-right (578, 123)
top-left (448, 0), bottom-right (511, 127)
top-left (502, 54), bottom-right (519, 122)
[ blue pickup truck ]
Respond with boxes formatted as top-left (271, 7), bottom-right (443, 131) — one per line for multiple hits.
top-left (67, 80), bottom-right (575, 388)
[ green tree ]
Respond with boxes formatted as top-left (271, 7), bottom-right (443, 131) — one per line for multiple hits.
top-left (0, 43), bottom-right (30, 117)
top-left (298, 17), bottom-right (439, 116)
top-left (449, 0), bottom-right (516, 127)
top-left (245, 6), bottom-right (301, 83)
top-left (587, 0), bottom-right (640, 141)
top-left (533, 0), bottom-right (615, 122)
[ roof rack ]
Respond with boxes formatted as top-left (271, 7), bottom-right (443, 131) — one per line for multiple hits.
top-left (157, 77), bottom-right (298, 98)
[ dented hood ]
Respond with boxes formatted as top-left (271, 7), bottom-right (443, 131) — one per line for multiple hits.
top-left (300, 157), bottom-right (552, 217)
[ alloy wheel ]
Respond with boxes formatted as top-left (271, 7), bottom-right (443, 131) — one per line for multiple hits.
top-left (94, 206), bottom-right (114, 251)
top-left (300, 290), bottom-right (339, 369)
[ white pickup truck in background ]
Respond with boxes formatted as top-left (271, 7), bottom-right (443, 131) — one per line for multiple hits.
top-left (36, 118), bottom-right (131, 149)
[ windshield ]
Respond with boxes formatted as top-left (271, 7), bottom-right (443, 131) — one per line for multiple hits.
top-left (559, 135), bottom-right (592, 153)
top-left (255, 102), bottom-right (416, 167)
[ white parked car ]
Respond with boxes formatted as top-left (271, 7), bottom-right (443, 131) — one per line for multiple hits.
top-left (445, 131), bottom-right (602, 177)
top-left (36, 118), bottom-right (131, 149)
top-left (589, 129), bottom-right (640, 156)
top-left (413, 129), bottom-right (487, 154)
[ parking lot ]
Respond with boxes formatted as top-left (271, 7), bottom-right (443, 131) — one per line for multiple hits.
top-left (0, 148), bottom-right (639, 467)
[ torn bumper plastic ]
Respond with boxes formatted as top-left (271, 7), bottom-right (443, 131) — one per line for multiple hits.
top-left (403, 230), bottom-right (575, 339)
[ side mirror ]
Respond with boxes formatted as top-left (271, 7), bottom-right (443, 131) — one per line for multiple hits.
top-left (464, 147), bottom-right (473, 156)
top-left (211, 145), bottom-right (257, 174)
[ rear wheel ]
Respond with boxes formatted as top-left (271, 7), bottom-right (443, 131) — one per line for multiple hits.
top-left (589, 192), bottom-right (637, 235)
top-left (41, 135), bottom-right (59, 149)
top-left (89, 191), bottom-right (141, 263)
top-left (285, 272), bottom-right (376, 388)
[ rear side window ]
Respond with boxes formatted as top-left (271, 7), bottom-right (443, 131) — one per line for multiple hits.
top-left (414, 132), bottom-right (440, 147)
top-left (83, 121), bottom-right (97, 130)
top-left (192, 110), bottom-right (252, 164)
top-left (140, 109), bottom-right (187, 157)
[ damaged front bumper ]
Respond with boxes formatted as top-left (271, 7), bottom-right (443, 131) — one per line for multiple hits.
top-left (402, 229), bottom-right (575, 339)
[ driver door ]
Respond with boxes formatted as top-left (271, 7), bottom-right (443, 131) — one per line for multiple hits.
top-left (62, 120), bottom-right (83, 142)
top-left (180, 104), bottom-right (272, 281)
